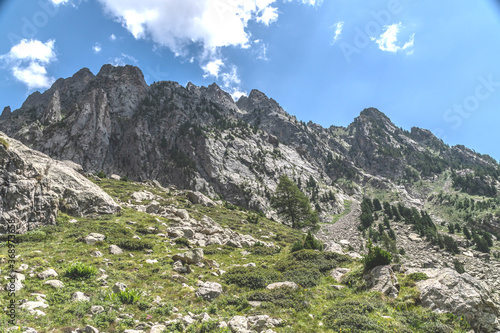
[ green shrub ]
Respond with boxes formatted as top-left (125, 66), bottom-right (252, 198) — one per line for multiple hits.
top-left (453, 260), bottom-right (465, 274)
top-left (16, 229), bottom-right (48, 243)
top-left (198, 319), bottom-right (220, 333)
top-left (247, 214), bottom-right (259, 224)
top-left (109, 289), bottom-right (142, 304)
top-left (443, 235), bottom-right (460, 254)
top-left (282, 267), bottom-right (320, 288)
top-left (215, 295), bottom-right (249, 312)
top-left (116, 239), bottom-right (153, 251)
top-left (248, 288), bottom-right (309, 311)
top-left (96, 170), bottom-right (107, 179)
top-left (136, 227), bottom-right (159, 235)
top-left (363, 244), bottom-right (392, 271)
top-left (222, 266), bottom-right (282, 289)
top-left (407, 272), bottom-right (429, 281)
top-left (323, 297), bottom-right (384, 332)
top-left (93, 311), bottom-right (116, 328)
top-left (0, 137), bottom-right (9, 149)
top-left (290, 241), bottom-right (304, 253)
top-left (64, 262), bottom-right (98, 280)
top-left (248, 245), bottom-right (280, 256)
top-left (302, 232), bottom-right (323, 251)
top-left (153, 303), bottom-right (173, 316)
top-left (174, 237), bottom-right (191, 247)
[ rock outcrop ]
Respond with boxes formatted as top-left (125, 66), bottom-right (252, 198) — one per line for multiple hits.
top-left (407, 268), bottom-right (500, 332)
top-left (0, 132), bottom-right (120, 234)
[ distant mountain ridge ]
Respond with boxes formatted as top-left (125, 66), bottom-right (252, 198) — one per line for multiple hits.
top-left (0, 64), bottom-right (498, 223)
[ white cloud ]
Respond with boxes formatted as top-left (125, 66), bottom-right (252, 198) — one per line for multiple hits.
top-left (332, 21), bottom-right (344, 43)
top-left (0, 39), bottom-right (56, 90)
top-left (97, 0), bottom-right (318, 55)
top-left (93, 43), bottom-right (102, 54)
top-left (12, 62), bottom-right (54, 90)
top-left (9, 39), bottom-right (56, 63)
top-left (286, 0), bottom-right (323, 6)
top-left (231, 90), bottom-right (247, 101)
top-left (202, 59), bottom-right (224, 78)
top-left (111, 53), bottom-right (138, 66)
top-left (110, 34), bottom-right (117, 41)
top-left (221, 66), bottom-right (241, 88)
top-left (371, 22), bottom-right (414, 53)
top-left (50, 0), bottom-right (70, 5)
top-left (256, 6), bottom-right (278, 26)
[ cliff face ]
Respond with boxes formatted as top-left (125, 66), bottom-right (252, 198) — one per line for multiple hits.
top-left (0, 132), bottom-right (120, 234)
top-left (0, 65), bottom-right (498, 222)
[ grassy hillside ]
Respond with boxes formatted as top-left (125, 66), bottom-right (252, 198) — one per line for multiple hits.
top-left (0, 178), bottom-right (472, 332)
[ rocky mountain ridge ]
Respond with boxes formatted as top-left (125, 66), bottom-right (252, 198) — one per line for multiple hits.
top-left (1, 64), bottom-right (498, 226)
top-left (1, 65), bottom-right (500, 332)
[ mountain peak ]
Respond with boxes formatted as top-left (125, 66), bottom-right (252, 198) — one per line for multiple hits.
top-left (96, 64), bottom-right (147, 88)
top-left (359, 107), bottom-right (390, 120)
top-left (0, 106), bottom-right (11, 120)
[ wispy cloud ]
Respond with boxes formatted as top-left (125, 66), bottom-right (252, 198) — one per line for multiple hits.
top-left (0, 39), bottom-right (57, 89)
top-left (371, 22), bottom-right (414, 54)
top-left (110, 34), bottom-right (116, 41)
top-left (202, 59), bottom-right (224, 78)
top-left (111, 53), bottom-right (137, 66)
top-left (332, 21), bottom-right (344, 43)
top-left (93, 43), bottom-right (102, 54)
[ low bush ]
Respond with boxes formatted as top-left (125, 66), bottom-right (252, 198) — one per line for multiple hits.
top-left (363, 244), bottom-right (392, 271)
top-left (136, 227), bottom-right (159, 235)
top-left (109, 289), bottom-right (142, 304)
top-left (116, 239), bottom-right (153, 251)
top-left (0, 137), bottom-right (9, 149)
top-left (153, 303), bottom-right (173, 316)
top-left (276, 249), bottom-right (349, 274)
top-left (215, 295), bottom-right (249, 312)
top-left (174, 237), bottom-right (191, 247)
top-left (323, 297), bottom-right (384, 332)
top-left (282, 267), bottom-right (320, 288)
top-left (222, 266), bottom-right (282, 290)
top-left (248, 288), bottom-right (309, 311)
top-left (453, 260), bottom-right (465, 274)
top-left (407, 272), bottom-right (429, 282)
top-left (64, 262), bottom-right (98, 280)
top-left (16, 229), bottom-right (49, 243)
top-left (248, 245), bottom-right (280, 256)
top-left (290, 232), bottom-right (323, 252)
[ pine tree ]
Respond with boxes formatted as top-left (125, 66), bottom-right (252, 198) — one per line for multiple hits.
top-left (463, 226), bottom-right (471, 240)
top-left (272, 175), bottom-right (318, 229)
top-left (373, 198), bottom-right (382, 211)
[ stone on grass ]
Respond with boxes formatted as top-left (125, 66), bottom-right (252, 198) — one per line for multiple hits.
top-left (266, 282), bottom-right (298, 290)
top-left (109, 245), bottom-right (123, 255)
top-left (37, 269), bottom-right (58, 280)
top-left (44, 280), bottom-right (64, 289)
top-left (71, 292), bottom-right (90, 302)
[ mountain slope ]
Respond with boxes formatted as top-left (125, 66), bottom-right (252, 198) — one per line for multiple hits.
top-left (1, 64), bottom-right (498, 227)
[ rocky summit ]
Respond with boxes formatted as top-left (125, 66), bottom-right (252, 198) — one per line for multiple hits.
top-left (0, 64), bottom-right (500, 333)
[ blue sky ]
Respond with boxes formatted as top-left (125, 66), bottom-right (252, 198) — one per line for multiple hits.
top-left (1, 0), bottom-right (500, 160)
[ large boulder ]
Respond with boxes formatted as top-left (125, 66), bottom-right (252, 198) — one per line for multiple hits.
top-left (196, 281), bottom-right (222, 301)
top-left (173, 248), bottom-right (204, 264)
top-left (407, 268), bottom-right (500, 332)
top-left (365, 265), bottom-right (399, 298)
top-left (187, 191), bottom-right (216, 207)
top-left (266, 282), bottom-right (298, 290)
top-left (0, 133), bottom-right (120, 234)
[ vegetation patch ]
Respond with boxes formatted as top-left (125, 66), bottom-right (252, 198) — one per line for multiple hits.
top-left (222, 266), bottom-right (282, 290)
top-left (64, 262), bottom-right (98, 280)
